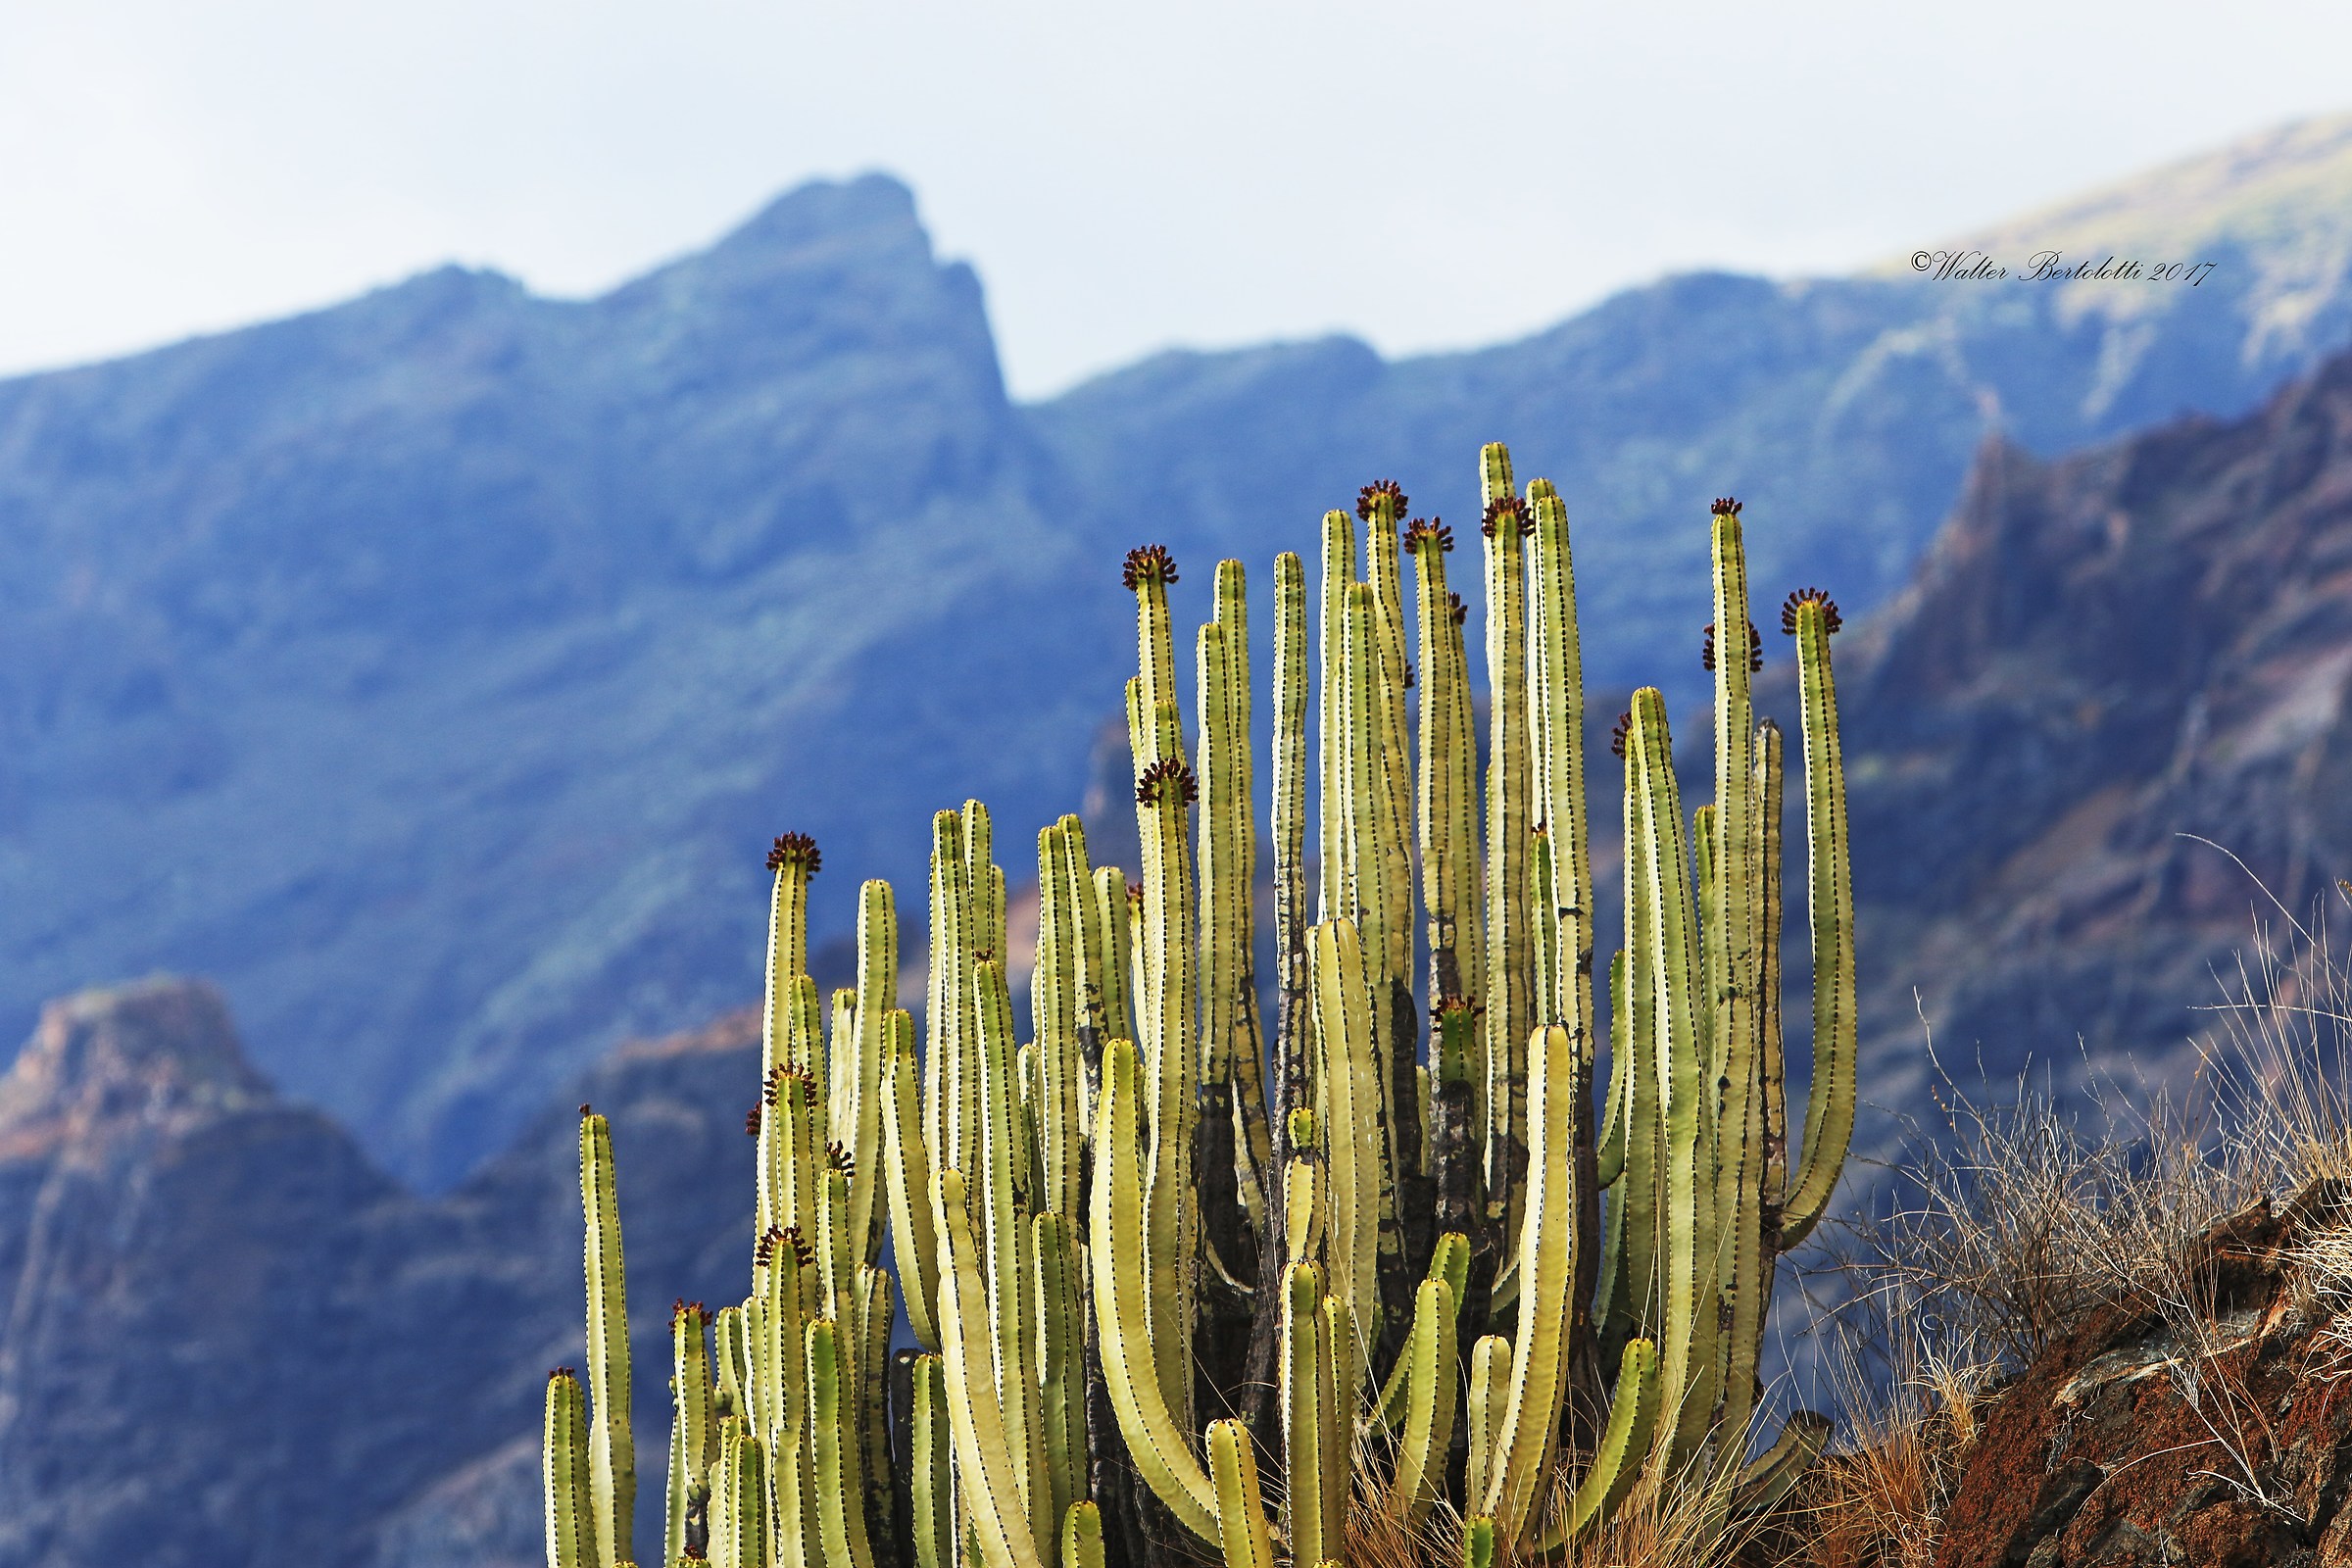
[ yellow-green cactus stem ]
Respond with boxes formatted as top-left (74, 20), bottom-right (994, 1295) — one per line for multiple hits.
top-left (882, 1028), bottom-right (942, 1352)
top-left (925, 809), bottom-right (973, 1180)
top-left (1208, 1417), bottom-right (1278, 1568)
top-left (666, 1302), bottom-right (714, 1568)
top-left (1479, 1024), bottom-right (1580, 1538)
top-left (908, 1355), bottom-right (953, 1568)
top-left (546, 1368), bottom-right (599, 1568)
top-left (1088, 863), bottom-right (1134, 1061)
top-left (1461, 1515), bottom-right (1497, 1568)
top-left (729, 1424), bottom-right (770, 1568)
top-left (1317, 1292), bottom-right (1353, 1554)
top-left (1340, 576), bottom-right (1415, 1360)
top-left (763, 832), bottom-right (821, 1079)
top-left (1309, 918), bottom-right (1382, 1358)
top-left (1133, 694), bottom-right (1200, 1426)
top-left (1033, 823), bottom-right (1086, 1226)
top-left (1214, 560), bottom-right (1275, 1234)
top-left (1281, 1263), bottom-right (1332, 1568)
top-left (1778, 587), bottom-right (1854, 1248)
top-left (1480, 448), bottom-right (1534, 1303)
top-left (1561, 1337), bottom-right (1659, 1542)
top-left (937, 1168), bottom-right (1048, 1568)
top-left (577, 1107), bottom-right (635, 1568)
top-left (809, 1317), bottom-right (878, 1568)
top-left (1062, 1501), bottom-right (1105, 1568)
top-left (855, 1266), bottom-right (898, 1568)
top-left (663, 1298), bottom-right (713, 1568)
top-left (1196, 611), bottom-right (1258, 1308)
top-left (1317, 508), bottom-right (1356, 924)
top-left (1628, 687), bottom-right (1715, 1468)
top-left (1380, 1276), bottom-right (1460, 1527)
top-left (968, 958), bottom-right (1042, 1525)
top-left (1755, 723), bottom-right (1788, 1212)
top-left (1403, 514), bottom-right (1484, 1025)
top-left (1087, 1039), bottom-right (1221, 1543)
top-left (1464, 1336), bottom-right (1510, 1521)
top-left (1270, 550), bottom-right (1315, 1157)
top-left (1034, 1210), bottom-right (1088, 1546)
top-left (841, 879), bottom-right (896, 1266)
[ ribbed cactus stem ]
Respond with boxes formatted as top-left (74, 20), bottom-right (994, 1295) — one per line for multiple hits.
top-left (1087, 1039), bottom-right (1221, 1543)
top-left (1309, 918), bottom-right (1383, 1359)
top-left (809, 1317), bottom-right (878, 1568)
top-left (1033, 1211), bottom-right (1087, 1548)
top-left (1480, 445), bottom-right (1533, 1304)
top-left (546, 1369), bottom-right (598, 1568)
top-left (1208, 1418), bottom-right (1278, 1568)
top-left (1463, 1335), bottom-right (1511, 1522)
top-left (1317, 509), bottom-right (1357, 924)
top-left (1562, 1337), bottom-right (1660, 1542)
top-left (1209, 560), bottom-right (1274, 1232)
top-left (667, 1301), bottom-right (714, 1568)
top-left (925, 809), bottom-right (972, 1180)
top-left (577, 1108), bottom-right (634, 1567)
top-left (1628, 687), bottom-right (1715, 1468)
top-left (1062, 1502), bottom-right (1105, 1568)
top-left (908, 1355), bottom-right (953, 1568)
top-left (1382, 1275), bottom-right (1460, 1526)
top-left (1479, 1023), bottom-right (1580, 1538)
top-left (1281, 1263), bottom-right (1332, 1568)
top-left (937, 1168), bottom-right (1048, 1568)
top-left (1780, 593), bottom-right (1855, 1247)
top-left (843, 880), bottom-right (896, 1265)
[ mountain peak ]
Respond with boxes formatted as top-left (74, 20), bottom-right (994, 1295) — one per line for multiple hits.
top-left (0, 978), bottom-right (272, 1151)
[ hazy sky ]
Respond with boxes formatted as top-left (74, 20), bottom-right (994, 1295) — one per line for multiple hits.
top-left (7, 2), bottom-right (2351, 398)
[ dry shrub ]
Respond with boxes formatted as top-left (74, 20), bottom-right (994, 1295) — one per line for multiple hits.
top-left (1790, 862), bottom-right (2352, 1566)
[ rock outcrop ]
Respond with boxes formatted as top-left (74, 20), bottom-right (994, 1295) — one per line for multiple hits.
top-left (0, 978), bottom-right (762, 1568)
top-left (1812, 341), bottom-right (2352, 1112)
top-left (1936, 1183), bottom-right (2352, 1567)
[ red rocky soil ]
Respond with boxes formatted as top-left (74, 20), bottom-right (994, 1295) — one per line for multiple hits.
top-left (1933, 1179), bottom-right (2352, 1567)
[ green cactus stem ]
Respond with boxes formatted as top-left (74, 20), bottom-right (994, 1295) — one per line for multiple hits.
top-left (1779, 589), bottom-right (1854, 1247)
top-left (546, 1369), bottom-right (599, 1568)
top-left (577, 1108), bottom-right (635, 1567)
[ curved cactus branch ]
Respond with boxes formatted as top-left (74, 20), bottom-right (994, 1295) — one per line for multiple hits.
top-left (1086, 1040), bottom-right (1221, 1543)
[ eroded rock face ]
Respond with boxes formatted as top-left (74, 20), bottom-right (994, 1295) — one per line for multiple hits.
top-left (0, 978), bottom-right (762, 1568)
top-left (1936, 1182), bottom-right (2352, 1568)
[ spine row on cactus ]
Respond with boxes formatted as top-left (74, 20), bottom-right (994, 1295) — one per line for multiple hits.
top-left (545, 442), bottom-right (1861, 1568)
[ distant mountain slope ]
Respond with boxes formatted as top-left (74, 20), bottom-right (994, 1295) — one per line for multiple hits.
top-left (1033, 112), bottom-right (2352, 710)
top-left (0, 176), bottom-right (1109, 1186)
top-left (7, 118), bottom-right (2352, 1188)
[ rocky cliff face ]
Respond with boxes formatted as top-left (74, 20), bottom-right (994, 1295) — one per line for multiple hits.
top-left (0, 978), bottom-right (761, 1568)
top-left (1818, 343), bottom-right (2352, 1114)
top-left (0, 174), bottom-right (1104, 1189)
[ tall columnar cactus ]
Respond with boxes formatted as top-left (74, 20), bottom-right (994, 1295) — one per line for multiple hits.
top-left (545, 446), bottom-right (1859, 1568)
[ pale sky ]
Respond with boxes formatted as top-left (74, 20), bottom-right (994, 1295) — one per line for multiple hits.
top-left (6, 2), bottom-right (2350, 399)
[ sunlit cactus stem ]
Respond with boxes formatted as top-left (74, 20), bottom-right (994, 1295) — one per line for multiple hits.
top-left (577, 1106), bottom-right (634, 1567)
top-left (542, 437), bottom-right (1868, 1568)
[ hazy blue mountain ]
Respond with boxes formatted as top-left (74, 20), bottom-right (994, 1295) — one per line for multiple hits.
top-left (7, 118), bottom-right (2352, 1189)
top-left (0, 176), bottom-right (1110, 1186)
top-left (1034, 114), bottom-right (2352, 710)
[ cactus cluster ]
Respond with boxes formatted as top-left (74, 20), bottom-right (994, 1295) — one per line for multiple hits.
top-left (542, 442), bottom-right (1858, 1568)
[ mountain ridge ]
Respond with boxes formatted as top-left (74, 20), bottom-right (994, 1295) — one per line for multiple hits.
top-left (8, 117), bottom-right (2352, 1188)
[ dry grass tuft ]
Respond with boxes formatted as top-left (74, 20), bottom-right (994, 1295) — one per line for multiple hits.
top-left (1791, 867), bottom-right (2352, 1567)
